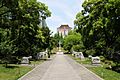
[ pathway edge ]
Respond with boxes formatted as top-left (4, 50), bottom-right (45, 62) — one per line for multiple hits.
top-left (18, 63), bottom-right (42, 80)
top-left (67, 55), bottom-right (104, 80)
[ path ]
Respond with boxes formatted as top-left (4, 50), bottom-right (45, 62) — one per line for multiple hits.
top-left (19, 53), bottom-right (103, 80)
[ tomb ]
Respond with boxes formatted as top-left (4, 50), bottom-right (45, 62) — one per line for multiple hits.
top-left (21, 56), bottom-right (32, 64)
top-left (91, 56), bottom-right (101, 66)
top-left (36, 51), bottom-right (48, 60)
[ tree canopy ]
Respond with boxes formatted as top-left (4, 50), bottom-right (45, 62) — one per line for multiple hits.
top-left (63, 30), bottom-right (83, 52)
top-left (0, 0), bottom-right (51, 64)
top-left (74, 0), bottom-right (120, 64)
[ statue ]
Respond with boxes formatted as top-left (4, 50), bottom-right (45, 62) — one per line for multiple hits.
top-left (58, 41), bottom-right (61, 51)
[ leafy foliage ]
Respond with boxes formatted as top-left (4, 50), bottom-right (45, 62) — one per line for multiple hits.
top-left (74, 0), bottom-right (120, 65)
top-left (63, 30), bottom-right (83, 52)
top-left (0, 0), bottom-right (51, 64)
top-left (53, 32), bottom-right (64, 48)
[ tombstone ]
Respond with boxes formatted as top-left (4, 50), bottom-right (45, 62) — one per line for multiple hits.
top-left (21, 57), bottom-right (30, 64)
top-left (91, 56), bottom-right (101, 66)
top-left (72, 51), bottom-right (84, 60)
top-left (36, 51), bottom-right (48, 60)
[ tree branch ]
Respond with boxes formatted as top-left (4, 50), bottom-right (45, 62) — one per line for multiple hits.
top-left (0, 10), bottom-right (10, 17)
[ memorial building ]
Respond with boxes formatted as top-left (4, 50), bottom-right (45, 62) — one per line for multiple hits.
top-left (57, 25), bottom-right (72, 38)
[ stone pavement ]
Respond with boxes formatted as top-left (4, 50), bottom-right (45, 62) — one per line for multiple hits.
top-left (19, 53), bottom-right (103, 80)
top-left (65, 55), bottom-right (103, 80)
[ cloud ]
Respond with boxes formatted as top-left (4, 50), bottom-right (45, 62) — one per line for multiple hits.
top-left (46, 15), bottom-right (69, 34)
top-left (38, 0), bottom-right (84, 34)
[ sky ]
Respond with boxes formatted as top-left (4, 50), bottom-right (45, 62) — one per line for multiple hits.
top-left (38, 0), bottom-right (84, 34)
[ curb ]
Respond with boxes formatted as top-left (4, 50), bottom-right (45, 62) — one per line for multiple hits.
top-left (78, 63), bottom-right (104, 80)
top-left (66, 55), bottom-right (103, 80)
top-left (18, 63), bottom-right (41, 80)
top-left (18, 55), bottom-right (56, 80)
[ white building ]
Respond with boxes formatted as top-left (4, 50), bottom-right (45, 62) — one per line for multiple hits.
top-left (57, 25), bottom-right (72, 38)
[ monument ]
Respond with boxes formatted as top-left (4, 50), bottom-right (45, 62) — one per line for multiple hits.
top-left (21, 56), bottom-right (32, 64)
top-left (56, 40), bottom-right (63, 54)
top-left (58, 41), bottom-right (61, 51)
top-left (91, 56), bottom-right (101, 66)
top-left (72, 51), bottom-right (84, 60)
top-left (36, 51), bottom-right (48, 60)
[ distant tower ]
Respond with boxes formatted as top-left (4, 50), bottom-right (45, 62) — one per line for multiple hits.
top-left (57, 25), bottom-right (72, 38)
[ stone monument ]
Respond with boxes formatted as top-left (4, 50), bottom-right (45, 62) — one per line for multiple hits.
top-left (57, 40), bottom-right (63, 54)
top-left (36, 51), bottom-right (48, 60)
top-left (72, 51), bottom-right (84, 60)
top-left (91, 56), bottom-right (101, 66)
top-left (58, 41), bottom-right (61, 52)
top-left (21, 56), bottom-right (32, 64)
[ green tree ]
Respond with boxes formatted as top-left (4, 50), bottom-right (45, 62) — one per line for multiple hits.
top-left (74, 0), bottom-right (120, 65)
top-left (53, 32), bottom-right (63, 48)
top-left (0, 0), bottom-right (51, 65)
top-left (63, 30), bottom-right (83, 52)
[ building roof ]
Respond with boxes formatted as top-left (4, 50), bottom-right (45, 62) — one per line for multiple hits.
top-left (57, 25), bottom-right (72, 29)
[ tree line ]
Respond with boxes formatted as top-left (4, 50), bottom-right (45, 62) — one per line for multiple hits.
top-left (0, 0), bottom-right (52, 64)
top-left (74, 0), bottom-right (120, 65)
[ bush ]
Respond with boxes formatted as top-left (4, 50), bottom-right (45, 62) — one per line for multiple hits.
top-left (85, 49), bottom-right (96, 56)
top-left (63, 32), bottom-right (82, 52)
top-left (100, 56), bottom-right (105, 62)
top-left (72, 45), bottom-right (81, 52)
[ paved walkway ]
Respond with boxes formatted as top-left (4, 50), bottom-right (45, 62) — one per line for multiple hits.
top-left (19, 53), bottom-right (103, 80)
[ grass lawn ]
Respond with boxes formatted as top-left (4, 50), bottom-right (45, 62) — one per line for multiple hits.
top-left (0, 60), bottom-right (44, 80)
top-left (0, 64), bottom-right (32, 80)
top-left (68, 54), bottom-right (120, 80)
top-left (68, 54), bottom-right (91, 64)
top-left (30, 60), bottom-right (44, 64)
top-left (88, 66), bottom-right (120, 80)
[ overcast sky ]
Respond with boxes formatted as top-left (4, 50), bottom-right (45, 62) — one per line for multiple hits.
top-left (38, 0), bottom-right (84, 34)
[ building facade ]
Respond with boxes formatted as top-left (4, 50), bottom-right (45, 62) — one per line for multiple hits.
top-left (57, 25), bottom-right (72, 38)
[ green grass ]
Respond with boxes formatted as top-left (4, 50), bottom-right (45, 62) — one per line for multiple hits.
top-left (30, 60), bottom-right (44, 64)
top-left (0, 64), bottom-right (32, 80)
top-left (88, 66), bottom-right (120, 80)
top-left (68, 54), bottom-right (120, 80)
top-left (0, 60), bottom-right (44, 80)
top-left (75, 57), bottom-right (91, 64)
top-left (68, 54), bottom-right (91, 64)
